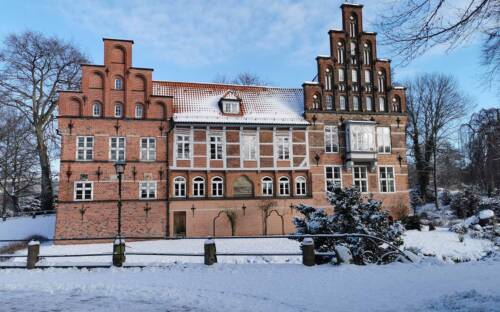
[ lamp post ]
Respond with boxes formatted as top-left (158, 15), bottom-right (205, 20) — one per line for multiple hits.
top-left (114, 160), bottom-right (126, 236)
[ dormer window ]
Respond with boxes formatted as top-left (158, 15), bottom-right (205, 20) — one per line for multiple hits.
top-left (222, 100), bottom-right (240, 114)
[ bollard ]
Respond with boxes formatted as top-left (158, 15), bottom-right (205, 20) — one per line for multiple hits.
top-left (112, 236), bottom-right (126, 267)
top-left (204, 238), bottom-right (217, 265)
top-left (27, 240), bottom-right (40, 269)
top-left (301, 237), bottom-right (315, 266)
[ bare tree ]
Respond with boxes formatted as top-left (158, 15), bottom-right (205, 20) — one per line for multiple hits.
top-left (0, 110), bottom-right (39, 217)
top-left (376, 0), bottom-right (499, 87)
top-left (0, 31), bottom-right (88, 210)
top-left (405, 73), bottom-right (471, 207)
top-left (213, 72), bottom-right (269, 86)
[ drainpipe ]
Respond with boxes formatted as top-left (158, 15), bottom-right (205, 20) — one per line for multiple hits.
top-left (165, 119), bottom-right (174, 237)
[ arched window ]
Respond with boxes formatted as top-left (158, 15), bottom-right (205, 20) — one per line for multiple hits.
top-left (262, 177), bottom-right (273, 196)
top-left (211, 176), bottom-right (223, 197)
top-left (349, 15), bottom-right (357, 37)
top-left (193, 177), bottom-right (205, 197)
top-left (352, 69), bottom-right (358, 83)
top-left (366, 96), bottom-right (373, 111)
top-left (295, 176), bottom-right (307, 196)
top-left (392, 96), bottom-right (402, 112)
top-left (378, 70), bottom-right (386, 93)
top-left (174, 177), bottom-right (186, 198)
top-left (338, 68), bottom-right (345, 82)
top-left (379, 97), bottom-right (386, 112)
top-left (135, 103), bottom-right (144, 119)
top-left (312, 94), bottom-right (321, 110)
top-left (326, 95), bottom-right (334, 110)
top-left (340, 95), bottom-right (347, 111)
top-left (114, 102), bottom-right (123, 118)
top-left (350, 41), bottom-right (357, 64)
top-left (114, 77), bottom-right (123, 90)
top-left (337, 41), bottom-right (345, 64)
top-left (92, 102), bottom-right (102, 117)
top-left (325, 67), bottom-right (333, 91)
top-left (279, 177), bottom-right (290, 196)
top-left (353, 96), bottom-right (360, 111)
top-left (363, 42), bottom-right (371, 65)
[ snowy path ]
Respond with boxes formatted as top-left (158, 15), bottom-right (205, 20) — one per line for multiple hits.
top-left (0, 260), bottom-right (499, 312)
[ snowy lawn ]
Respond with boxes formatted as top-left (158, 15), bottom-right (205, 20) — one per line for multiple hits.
top-left (0, 215), bottom-right (55, 248)
top-left (0, 260), bottom-right (499, 312)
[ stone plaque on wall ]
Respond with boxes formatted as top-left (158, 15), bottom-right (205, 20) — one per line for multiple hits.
top-left (233, 176), bottom-right (253, 197)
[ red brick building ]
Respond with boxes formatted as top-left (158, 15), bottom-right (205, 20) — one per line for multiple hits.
top-left (55, 3), bottom-right (408, 239)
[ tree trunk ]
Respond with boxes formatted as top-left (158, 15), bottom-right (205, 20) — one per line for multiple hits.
top-left (433, 151), bottom-right (440, 210)
top-left (35, 128), bottom-right (53, 211)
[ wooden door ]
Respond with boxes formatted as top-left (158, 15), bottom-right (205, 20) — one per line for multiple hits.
top-left (174, 211), bottom-right (186, 237)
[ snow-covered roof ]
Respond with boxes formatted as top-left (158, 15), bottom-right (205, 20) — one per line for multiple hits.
top-left (152, 81), bottom-right (308, 126)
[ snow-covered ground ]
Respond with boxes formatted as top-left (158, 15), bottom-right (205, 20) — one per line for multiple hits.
top-left (0, 215), bottom-right (55, 247)
top-left (0, 260), bottom-right (499, 312)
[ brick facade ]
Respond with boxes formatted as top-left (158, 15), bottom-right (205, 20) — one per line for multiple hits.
top-left (55, 3), bottom-right (408, 241)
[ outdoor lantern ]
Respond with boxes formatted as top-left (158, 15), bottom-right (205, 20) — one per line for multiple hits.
top-left (114, 160), bottom-right (126, 175)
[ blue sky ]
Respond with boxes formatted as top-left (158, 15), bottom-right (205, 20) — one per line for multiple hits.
top-left (1, 0), bottom-right (497, 114)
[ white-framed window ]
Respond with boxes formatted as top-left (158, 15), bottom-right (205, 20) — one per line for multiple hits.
top-left (276, 135), bottom-right (290, 160)
top-left (349, 15), bottom-right (357, 37)
top-left (295, 176), bottom-right (307, 196)
top-left (74, 181), bottom-right (93, 201)
top-left (279, 177), bottom-right (290, 196)
top-left (174, 176), bottom-right (186, 198)
top-left (241, 133), bottom-right (257, 160)
top-left (378, 71), bottom-right (385, 92)
top-left (377, 127), bottom-right (391, 153)
top-left (353, 96), bottom-right (360, 111)
top-left (262, 177), bottom-right (273, 196)
top-left (114, 78), bottom-right (123, 90)
top-left (338, 68), bottom-right (345, 82)
top-left (135, 104), bottom-right (144, 119)
top-left (114, 103), bottom-right (123, 118)
top-left (176, 134), bottom-right (190, 160)
top-left (139, 181), bottom-right (157, 199)
top-left (222, 101), bottom-right (240, 114)
top-left (325, 166), bottom-right (342, 191)
top-left (353, 166), bottom-right (368, 192)
top-left (92, 102), bottom-right (102, 117)
top-left (339, 95), bottom-right (347, 111)
top-left (337, 42), bottom-right (345, 64)
top-left (349, 124), bottom-right (376, 152)
top-left (379, 97), bottom-right (386, 112)
top-left (325, 68), bottom-right (333, 90)
top-left (211, 176), bottom-right (223, 197)
top-left (379, 167), bottom-right (395, 193)
top-left (193, 177), bottom-right (205, 197)
top-left (326, 95), bottom-right (333, 110)
top-left (325, 125), bottom-right (339, 153)
top-left (109, 137), bottom-right (126, 161)
top-left (76, 136), bottom-right (93, 161)
top-left (210, 135), bottom-right (223, 160)
top-left (352, 69), bottom-right (358, 83)
top-left (363, 43), bottom-right (371, 65)
top-left (312, 94), bottom-right (321, 110)
top-left (140, 137), bottom-right (156, 161)
top-left (364, 70), bottom-right (371, 84)
top-left (366, 96), bottom-right (373, 111)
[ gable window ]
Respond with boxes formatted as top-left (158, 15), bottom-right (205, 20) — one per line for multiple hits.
top-left (366, 96), bottom-right (373, 111)
top-left (295, 176), bottom-right (307, 196)
top-left (337, 42), bottom-right (345, 64)
top-left (338, 68), bottom-right (345, 82)
top-left (211, 176), bottom-right (223, 197)
top-left (141, 137), bottom-right (156, 161)
top-left (339, 95), bottom-right (347, 111)
top-left (350, 41), bottom-right (357, 64)
top-left (176, 134), bottom-right (190, 159)
top-left (139, 181), bottom-right (157, 199)
top-left (377, 127), bottom-right (391, 153)
top-left (326, 95), bottom-right (333, 110)
top-left (241, 133), bottom-right (257, 160)
top-left (114, 78), bottom-right (123, 90)
top-left (392, 96), bottom-right (402, 112)
top-left (92, 102), bottom-right (102, 117)
top-left (363, 43), bottom-right (371, 65)
top-left (325, 125), bottom-right (339, 153)
top-left (262, 177), bottom-right (273, 196)
top-left (174, 177), bottom-right (186, 198)
top-left (378, 71), bottom-right (386, 92)
top-left (353, 166), bottom-right (368, 192)
top-left (312, 94), bottom-right (321, 110)
top-left (349, 15), bottom-right (357, 37)
top-left (76, 136), bottom-right (93, 161)
top-left (353, 96), bottom-right (360, 111)
top-left (279, 177), bottom-right (290, 196)
top-left (74, 181), bottom-right (93, 201)
top-left (276, 135), bottom-right (290, 160)
top-left (325, 68), bottom-right (333, 90)
top-left (114, 103), bottom-right (123, 118)
top-left (325, 166), bottom-right (342, 191)
top-left (222, 100), bottom-right (240, 114)
top-left (109, 137), bottom-right (126, 161)
top-left (379, 167), bottom-right (395, 192)
top-left (135, 104), bottom-right (144, 119)
top-left (379, 97), bottom-right (386, 112)
top-left (210, 135), bottom-right (223, 160)
top-left (193, 177), bottom-right (205, 197)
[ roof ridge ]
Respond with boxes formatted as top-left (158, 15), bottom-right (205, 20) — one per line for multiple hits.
top-left (152, 80), bottom-right (302, 91)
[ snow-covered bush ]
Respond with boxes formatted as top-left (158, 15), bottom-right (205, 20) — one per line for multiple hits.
top-left (450, 211), bottom-right (498, 244)
top-left (292, 187), bottom-right (405, 264)
top-left (479, 197), bottom-right (500, 216)
top-left (440, 189), bottom-right (452, 206)
top-left (410, 189), bottom-right (424, 209)
top-left (401, 215), bottom-right (421, 231)
top-left (450, 187), bottom-right (480, 218)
